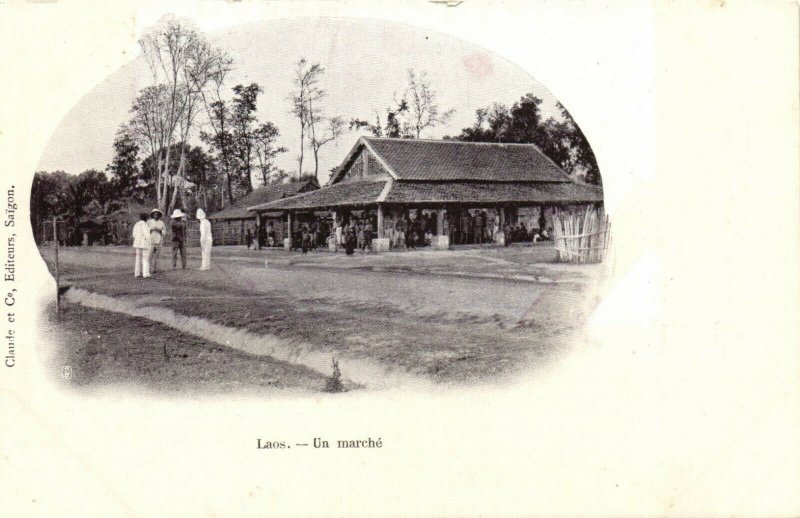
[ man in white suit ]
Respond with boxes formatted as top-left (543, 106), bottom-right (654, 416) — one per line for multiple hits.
top-left (196, 208), bottom-right (213, 271)
top-left (132, 213), bottom-right (152, 278)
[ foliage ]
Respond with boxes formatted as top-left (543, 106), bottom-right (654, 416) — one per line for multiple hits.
top-left (253, 122), bottom-right (288, 186)
top-left (230, 83), bottom-right (262, 193)
top-left (141, 143), bottom-right (219, 212)
top-left (200, 98), bottom-right (236, 205)
top-left (350, 69), bottom-right (453, 139)
top-left (404, 69), bottom-right (455, 138)
top-left (452, 95), bottom-right (601, 184)
top-left (30, 170), bottom-right (71, 234)
top-left (32, 169), bottom-right (120, 245)
top-left (135, 15), bottom-right (232, 215)
top-left (106, 127), bottom-right (142, 200)
top-left (323, 357), bottom-right (345, 393)
top-left (291, 58), bottom-right (345, 179)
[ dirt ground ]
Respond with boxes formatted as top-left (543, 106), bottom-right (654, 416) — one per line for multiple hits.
top-left (38, 244), bottom-right (603, 391)
top-left (44, 302), bottom-right (333, 395)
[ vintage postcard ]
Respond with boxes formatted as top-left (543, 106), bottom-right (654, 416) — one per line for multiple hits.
top-left (1, 1), bottom-right (799, 516)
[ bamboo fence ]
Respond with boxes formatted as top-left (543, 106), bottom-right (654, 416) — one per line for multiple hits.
top-left (552, 206), bottom-right (610, 263)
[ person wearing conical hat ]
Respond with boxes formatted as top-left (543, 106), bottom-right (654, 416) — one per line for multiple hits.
top-left (196, 208), bottom-right (213, 271)
top-left (147, 208), bottom-right (165, 273)
top-left (170, 208), bottom-right (187, 269)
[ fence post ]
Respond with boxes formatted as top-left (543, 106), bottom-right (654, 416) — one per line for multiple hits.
top-left (53, 219), bottom-right (60, 315)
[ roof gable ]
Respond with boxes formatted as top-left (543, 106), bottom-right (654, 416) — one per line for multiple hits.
top-left (330, 138), bottom-right (397, 185)
top-left (360, 137), bottom-right (572, 183)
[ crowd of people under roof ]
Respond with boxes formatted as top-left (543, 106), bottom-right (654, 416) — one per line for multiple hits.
top-left (243, 208), bottom-right (553, 255)
top-left (128, 205), bottom-right (555, 277)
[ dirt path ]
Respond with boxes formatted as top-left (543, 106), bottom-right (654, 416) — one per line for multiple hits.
top-left (42, 247), bottom-right (600, 388)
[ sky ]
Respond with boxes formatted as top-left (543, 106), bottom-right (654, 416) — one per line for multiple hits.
top-left (37, 17), bottom-right (563, 186)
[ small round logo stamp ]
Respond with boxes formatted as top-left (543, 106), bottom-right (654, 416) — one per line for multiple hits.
top-left (61, 365), bottom-right (73, 380)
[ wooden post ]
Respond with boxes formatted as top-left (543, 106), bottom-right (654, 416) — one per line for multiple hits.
top-left (377, 205), bottom-right (384, 239)
top-left (436, 208), bottom-right (445, 236)
top-left (53, 219), bottom-right (60, 315)
top-left (287, 212), bottom-right (293, 241)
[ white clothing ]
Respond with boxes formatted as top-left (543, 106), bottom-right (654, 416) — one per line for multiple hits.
top-left (199, 218), bottom-right (212, 244)
top-left (132, 221), bottom-right (151, 249)
top-left (198, 216), bottom-right (212, 270)
top-left (148, 218), bottom-right (165, 245)
top-left (200, 241), bottom-right (212, 270)
top-left (135, 248), bottom-right (151, 277)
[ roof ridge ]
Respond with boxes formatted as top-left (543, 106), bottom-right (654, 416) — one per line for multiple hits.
top-left (363, 136), bottom-right (551, 148)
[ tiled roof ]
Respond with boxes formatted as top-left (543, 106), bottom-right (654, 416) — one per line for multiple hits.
top-left (249, 179), bottom-right (388, 211)
top-left (252, 178), bottom-right (601, 211)
top-left (383, 181), bottom-right (603, 204)
top-left (362, 137), bottom-right (571, 182)
top-left (208, 181), bottom-right (317, 220)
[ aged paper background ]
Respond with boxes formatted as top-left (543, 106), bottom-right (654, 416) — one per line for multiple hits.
top-left (1, 1), bottom-right (799, 516)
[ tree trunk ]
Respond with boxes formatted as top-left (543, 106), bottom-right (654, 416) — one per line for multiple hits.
top-left (155, 152), bottom-right (163, 206)
top-left (160, 145), bottom-right (173, 213)
top-left (225, 167), bottom-right (234, 206)
top-left (168, 146), bottom-right (186, 216)
top-left (298, 122), bottom-right (305, 178)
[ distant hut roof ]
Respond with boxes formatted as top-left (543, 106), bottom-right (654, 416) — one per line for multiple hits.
top-left (249, 177), bottom-right (388, 211)
top-left (105, 200), bottom-right (158, 224)
top-left (209, 180), bottom-right (319, 221)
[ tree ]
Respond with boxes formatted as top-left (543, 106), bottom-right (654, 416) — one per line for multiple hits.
top-left (106, 126), bottom-right (142, 200)
top-left (451, 94), bottom-right (601, 184)
top-left (290, 59), bottom-right (322, 178)
top-left (350, 70), bottom-right (453, 139)
top-left (253, 122), bottom-right (288, 186)
top-left (201, 97), bottom-right (236, 206)
top-left (180, 145), bottom-right (217, 213)
top-left (291, 58), bottom-right (344, 179)
top-left (309, 116), bottom-right (345, 178)
top-left (230, 83), bottom-right (261, 194)
top-left (403, 69), bottom-right (455, 138)
top-left (64, 170), bottom-right (114, 244)
top-left (30, 171), bottom-right (72, 239)
top-left (128, 85), bottom-right (169, 198)
top-left (141, 143), bottom-right (217, 209)
top-left (136, 15), bottom-right (231, 215)
top-left (197, 49), bottom-right (236, 207)
top-left (350, 98), bottom-right (410, 138)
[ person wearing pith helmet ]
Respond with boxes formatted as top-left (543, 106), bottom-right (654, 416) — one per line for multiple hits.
top-left (196, 208), bottom-right (213, 271)
top-left (132, 213), bottom-right (151, 278)
top-left (170, 209), bottom-right (187, 269)
top-left (147, 209), bottom-right (165, 273)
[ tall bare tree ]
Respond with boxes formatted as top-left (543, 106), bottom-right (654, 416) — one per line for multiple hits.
top-left (137, 15), bottom-right (231, 215)
top-left (403, 69), bottom-right (455, 138)
top-left (290, 58), bottom-right (344, 179)
top-left (290, 59), bottom-right (322, 178)
top-left (198, 51), bottom-right (235, 206)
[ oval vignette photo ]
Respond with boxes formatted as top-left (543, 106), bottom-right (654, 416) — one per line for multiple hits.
top-left (30, 16), bottom-right (607, 396)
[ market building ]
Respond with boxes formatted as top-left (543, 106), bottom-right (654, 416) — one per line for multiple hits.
top-left (208, 178), bottom-right (319, 246)
top-left (248, 137), bottom-right (603, 251)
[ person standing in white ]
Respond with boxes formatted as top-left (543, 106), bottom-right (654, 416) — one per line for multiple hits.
top-left (196, 208), bottom-right (213, 270)
top-left (147, 209), bottom-right (165, 273)
top-left (132, 213), bottom-right (152, 278)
